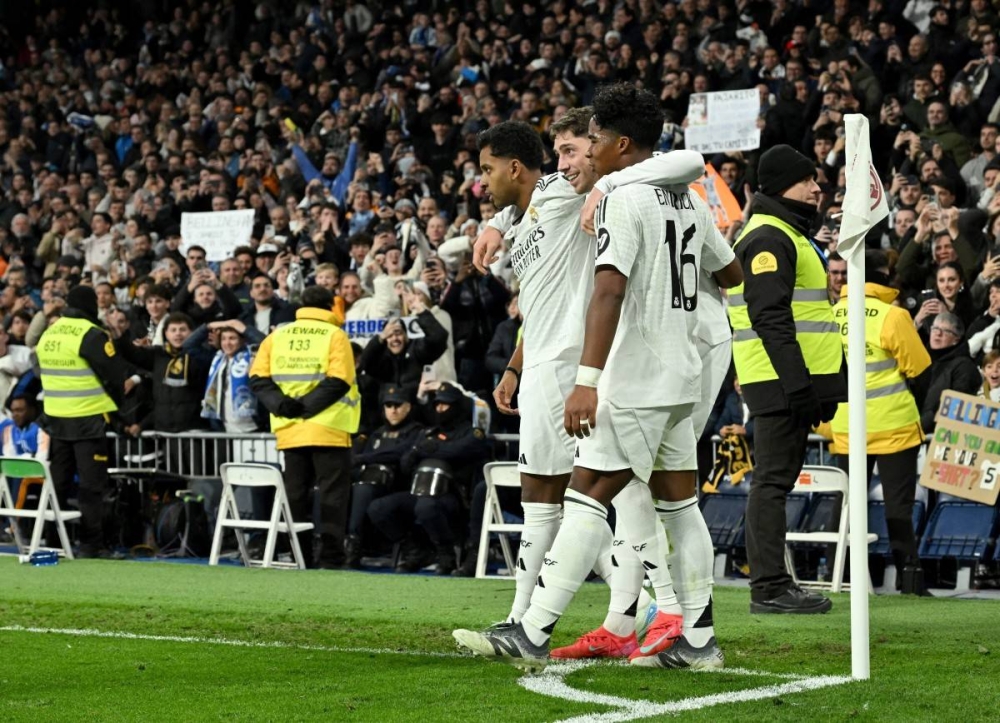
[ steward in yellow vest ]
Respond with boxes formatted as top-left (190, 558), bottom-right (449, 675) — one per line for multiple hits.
top-left (727, 144), bottom-right (846, 614)
top-left (36, 286), bottom-right (130, 558)
top-left (249, 286), bottom-right (359, 568)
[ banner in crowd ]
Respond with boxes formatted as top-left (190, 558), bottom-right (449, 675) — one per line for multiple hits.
top-left (180, 210), bottom-right (255, 261)
top-left (343, 316), bottom-right (426, 343)
top-left (691, 163), bottom-right (743, 232)
top-left (919, 391), bottom-right (1000, 505)
top-left (684, 90), bottom-right (761, 153)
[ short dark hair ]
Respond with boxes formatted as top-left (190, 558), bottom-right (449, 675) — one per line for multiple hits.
top-left (476, 121), bottom-right (544, 170)
top-left (349, 233), bottom-right (372, 248)
top-left (549, 106), bottom-right (593, 140)
top-left (145, 284), bottom-right (172, 301)
top-left (592, 83), bottom-right (663, 151)
top-left (233, 245), bottom-right (254, 258)
top-left (164, 312), bottom-right (194, 330)
top-left (187, 245), bottom-right (207, 257)
top-left (301, 285), bottom-right (334, 310)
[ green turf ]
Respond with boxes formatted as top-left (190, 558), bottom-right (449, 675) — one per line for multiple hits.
top-left (1, 558), bottom-right (996, 721)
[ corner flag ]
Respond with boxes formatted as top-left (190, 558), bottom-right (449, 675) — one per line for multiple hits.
top-left (839, 115), bottom-right (889, 259)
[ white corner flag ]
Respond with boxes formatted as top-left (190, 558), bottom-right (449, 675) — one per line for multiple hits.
top-left (840, 114), bottom-right (889, 681)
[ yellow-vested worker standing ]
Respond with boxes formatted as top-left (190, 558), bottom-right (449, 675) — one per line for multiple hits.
top-left (250, 286), bottom-right (360, 568)
top-left (830, 250), bottom-right (932, 595)
top-left (37, 286), bottom-right (130, 558)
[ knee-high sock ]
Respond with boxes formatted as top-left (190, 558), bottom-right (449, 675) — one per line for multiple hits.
top-left (615, 479), bottom-right (681, 616)
top-left (508, 502), bottom-right (562, 623)
top-left (522, 489), bottom-right (609, 646)
top-left (601, 517), bottom-right (646, 636)
top-left (656, 496), bottom-right (715, 647)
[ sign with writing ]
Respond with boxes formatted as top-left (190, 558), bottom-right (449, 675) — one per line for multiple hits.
top-left (684, 90), bottom-right (761, 154)
top-left (180, 210), bottom-right (256, 262)
top-left (343, 316), bottom-right (426, 343)
top-left (691, 163), bottom-right (743, 232)
top-left (919, 391), bottom-right (1000, 505)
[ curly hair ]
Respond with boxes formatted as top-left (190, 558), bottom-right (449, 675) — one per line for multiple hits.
top-left (592, 83), bottom-right (663, 151)
top-left (476, 121), bottom-right (544, 170)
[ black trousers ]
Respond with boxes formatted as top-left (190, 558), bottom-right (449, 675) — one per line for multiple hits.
top-left (347, 483), bottom-right (390, 537)
top-left (282, 446), bottom-right (351, 563)
top-left (746, 411), bottom-right (810, 601)
top-left (49, 437), bottom-right (109, 550)
top-left (367, 491), bottom-right (461, 548)
top-left (836, 446), bottom-right (921, 571)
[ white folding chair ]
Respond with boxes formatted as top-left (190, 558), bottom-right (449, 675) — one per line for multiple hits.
top-left (784, 465), bottom-right (877, 593)
top-left (209, 463), bottom-right (313, 570)
top-left (0, 456), bottom-right (80, 559)
top-left (475, 461), bottom-right (523, 579)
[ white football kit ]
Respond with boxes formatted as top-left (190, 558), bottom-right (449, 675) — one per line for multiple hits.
top-left (574, 184), bottom-right (735, 482)
top-left (488, 152), bottom-right (707, 476)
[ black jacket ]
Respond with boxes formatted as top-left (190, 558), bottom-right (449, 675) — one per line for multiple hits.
top-left (358, 311), bottom-right (449, 392)
top-left (733, 193), bottom-right (847, 416)
top-left (239, 297), bottom-right (298, 334)
top-left (485, 317), bottom-right (520, 377)
top-left (401, 418), bottom-right (490, 504)
top-left (354, 418), bottom-right (425, 490)
top-left (920, 343), bottom-right (982, 433)
top-left (715, 391), bottom-right (755, 443)
top-left (171, 283), bottom-right (243, 327)
top-left (40, 309), bottom-right (130, 440)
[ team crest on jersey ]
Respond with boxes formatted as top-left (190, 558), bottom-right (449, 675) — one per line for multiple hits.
top-left (528, 205), bottom-right (539, 224)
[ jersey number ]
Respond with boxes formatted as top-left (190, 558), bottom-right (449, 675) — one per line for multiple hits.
top-left (664, 220), bottom-right (698, 311)
top-left (288, 339), bottom-right (312, 352)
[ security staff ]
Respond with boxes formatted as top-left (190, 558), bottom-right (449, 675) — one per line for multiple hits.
top-left (728, 144), bottom-right (846, 614)
top-left (345, 384), bottom-right (425, 568)
top-left (37, 286), bottom-right (130, 558)
top-left (367, 384), bottom-right (489, 575)
top-left (249, 286), bottom-right (360, 569)
top-left (830, 250), bottom-right (932, 595)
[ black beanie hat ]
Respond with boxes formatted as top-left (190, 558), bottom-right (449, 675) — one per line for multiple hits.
top-left (757, 144), bottom-right (816, 196)
top-left (67, 285), bottom-right (99, 320)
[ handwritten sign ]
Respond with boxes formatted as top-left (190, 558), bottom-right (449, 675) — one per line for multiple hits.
top-left (919, 391), bottom-right (1000, 505)
top-left (684, 90), bottom-right (761, 153)
top-left (180, 210), bottom-right (255, 262)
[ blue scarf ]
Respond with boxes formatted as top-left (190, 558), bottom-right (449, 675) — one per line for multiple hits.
top-left (202, 348), bottom-right (257, 421)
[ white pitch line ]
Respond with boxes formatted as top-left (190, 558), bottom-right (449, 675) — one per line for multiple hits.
top-left (521, 661), bottom-right (852, 723)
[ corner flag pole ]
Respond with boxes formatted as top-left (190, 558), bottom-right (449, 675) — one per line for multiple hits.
top-left (840, 114), bottom-right (888, 680)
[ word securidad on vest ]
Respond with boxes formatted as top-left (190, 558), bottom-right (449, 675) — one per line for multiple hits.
top-left (919, 391), bottom-right (1000, 505)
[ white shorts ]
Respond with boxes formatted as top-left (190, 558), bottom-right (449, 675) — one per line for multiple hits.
top-left (517, 361), bottom-right (577, 476)
top-left (574, 401), bottom-right (696, 483)
top-left (691, 337), bottom-right (732, 437)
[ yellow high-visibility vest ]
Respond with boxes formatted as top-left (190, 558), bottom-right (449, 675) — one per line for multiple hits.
top-left (37, 317), bottom-right (117, 418)
top-left (268, 318), bottom-right (360, 434)
top-left (728, 213), bottom-right (843, 384)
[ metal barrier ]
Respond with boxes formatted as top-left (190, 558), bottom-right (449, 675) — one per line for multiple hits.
top-left (108, 431), bottom-right (281, 480)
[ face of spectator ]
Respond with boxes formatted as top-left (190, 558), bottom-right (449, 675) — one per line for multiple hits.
top-left (186, 247), bottom-right (206, 273)
top-left (553, 130), bottom-right (598, 194)
top-left (10, 397), bottom-right (33, 428)
top-left (339, 275), bottom-right (362, 304)
top-left (250, 276), bottom-right (274, 304)
top-left (913, 78), bottom-right (933, 100)
top-left (929, 318), bottom-right (960, 350)
top-left (9, 315), bottom-right (28, 340)
top-left (220, 330), bottom-right (243, 357)
top-left (384, 322), bottom-right (406, 354)
top-left (270, 207), bottom-right (289, 232)
top-left (96, 285), bottom-right (115, 309)
top-left (936, 265), bottom-right (962, 301)
top-left (718, 162), bottom-right (739, 185)
top-left (165, 322), bottom-right (192, 348)
top-left (920, 160), bottom-right (941, 183)
top-left (926, 102), bottom-right (947, 129)
top-left (220, 259), bottom-right (242, 286)
top-left (353, 191), bottom-right (372, 212)
top-left (908, 34), bottom-right (926, 61)
top-left (895, 209), bottom-right (916, 236)
top-left (384, 248), bottom-right (402, 273)
top-left (426, 217), bottom-right (447, 243)
top-left (315, 268), bottom-right (338, 290)
top-left (236, 252), bottom-right (254, 274)
top-left (384, 400), bottom-right (411, 426)
top-left (194, 284), bottom-right (217, 309)
top-left (899, 181), bottom-right (921, 206)
top-left (417, 197), bottom-right (438, 222)
top-left (933, 235), bottom-right (957, 265)
top-left (146, 294), bottom-right (169, 321)
top-left (931, 183), bottom-right (955, 209)
top-left (255, 252), bottom-right (276, 273)
top-left (828, 259), bottom-right (847, 294)
top-left (984, 357), bottom-right (1000, 390)
top-left (813, 137), bottom-right (833, 161)
top-left (91, 215), bottom-right (109, 236)
top-left (211, 195), bottom-right (229, 212)
top-left (982, 126), bottom-right (998, 154)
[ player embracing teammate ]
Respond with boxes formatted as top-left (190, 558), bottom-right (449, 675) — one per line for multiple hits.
top-left (454, 83), bottom-right (743, 672)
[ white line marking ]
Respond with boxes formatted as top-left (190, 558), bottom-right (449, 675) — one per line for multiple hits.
top-left (0, 625), bottom-right (462, 659)
top-left (521, 661), bottom-right (852, 723)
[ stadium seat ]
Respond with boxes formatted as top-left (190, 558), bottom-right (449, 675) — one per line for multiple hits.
top-left (784, 466), bottom-right (877, 594)
top-left (701, 494), bottom-right (746, 550)
top-left (0, 456), bottom-right (81, 559)
top-left (918, 502), bottom-right (997, 562)
top-left (208, 463), bottom-right (313, 570)
top-left (475, 461), bottom-right (521, 580)
top-left (867, 501), bottom-right (927, 559)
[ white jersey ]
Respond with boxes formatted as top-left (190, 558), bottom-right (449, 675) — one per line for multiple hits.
top-left (595, 184), bottom-right (735, 408)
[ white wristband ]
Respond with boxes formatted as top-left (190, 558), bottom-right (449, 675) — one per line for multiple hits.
top-left (575, 365), bottom-right (602, 388)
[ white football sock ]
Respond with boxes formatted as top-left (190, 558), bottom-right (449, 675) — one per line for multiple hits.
top-left (615, 479), bottom-right (681, 616)
top-left (522, 489), bottom-right (609, 646)
top-left (656, 496), bottom-right (715, 648)
top-left (508, 502), bottom-right (562, 623)
top-left (600, 525), bottom-right (645, 637)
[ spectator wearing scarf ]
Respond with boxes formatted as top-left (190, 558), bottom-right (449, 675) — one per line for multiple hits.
top-left (200, 320), bottom-right (266, 432)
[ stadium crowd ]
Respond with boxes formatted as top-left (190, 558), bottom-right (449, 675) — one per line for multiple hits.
top-left (2, 0), bottom-right (1000, 570)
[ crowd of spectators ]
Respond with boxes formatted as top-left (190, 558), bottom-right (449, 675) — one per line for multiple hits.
top-left (3, 0), bottom-right (1000, 564)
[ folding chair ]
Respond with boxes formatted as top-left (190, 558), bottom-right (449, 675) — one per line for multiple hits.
top-left (475, 461), bottom-right (522, 579)
top-left (919, 501), bottom-right (998, 591)
top-left (0, 456), bottom-right (81, 559)
top-left (784, 465), bottom-right (877, 593)
top-left (208, 463), bottom-right (313, 570)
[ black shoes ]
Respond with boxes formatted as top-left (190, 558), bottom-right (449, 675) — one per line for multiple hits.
top-left (344, 534), bottom-right (363, 569)
top-left (750, 584), bottom-right (833, 614)
top-left (900, 565), bottom-right (933, 596)
top-left (435, 546), bottom-right (457, 576)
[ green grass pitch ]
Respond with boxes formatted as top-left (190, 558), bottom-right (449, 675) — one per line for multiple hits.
top-left (1, 558), bottom-right (996, 721)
